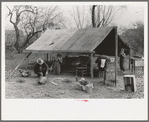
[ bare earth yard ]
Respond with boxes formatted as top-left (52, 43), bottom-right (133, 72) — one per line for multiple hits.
top-left (5, 51), bottom-right (144, 99)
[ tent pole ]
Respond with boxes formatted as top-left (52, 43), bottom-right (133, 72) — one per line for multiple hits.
top-left (115, 27), bottom-right (118, 86)
top-left (47, 53), bottom-right (48, 62)
top-left (25, 53), bottom-right (27, 69)
top-left (90, 53), bottom-right (94, 82)
top-left (50, 53), bottom-right (51, 61)
top-left (129, 49), bottom-right (131, 70)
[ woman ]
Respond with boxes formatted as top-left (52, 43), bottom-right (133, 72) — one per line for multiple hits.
top-left (53, 54), bottom-right (62, 75)
top-left (119, 48), bottom-right (126, 72)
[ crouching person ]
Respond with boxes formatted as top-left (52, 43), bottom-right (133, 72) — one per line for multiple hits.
top-left (34, 58), bottom-right (49, 83)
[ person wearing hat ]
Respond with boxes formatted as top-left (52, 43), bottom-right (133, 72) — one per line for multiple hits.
top-left (34, 58), bottom-right (49, 77)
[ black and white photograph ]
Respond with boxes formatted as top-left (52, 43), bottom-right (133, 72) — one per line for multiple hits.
top-left (2, 1), bottom-right (148, 120)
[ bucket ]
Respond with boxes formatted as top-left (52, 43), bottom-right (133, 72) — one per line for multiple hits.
top-left (76, 83), bottom-right (82, 90)
top-left (76, 83), bottom-right (86, 91)
top-left (81, 85), bottom-right (86, 91)
top-left (85, 84), bottom-right (93, 93)
top-left (125, 85), bottom-right (133, 92)
top-left (39, 76), bottom-right (47, 84)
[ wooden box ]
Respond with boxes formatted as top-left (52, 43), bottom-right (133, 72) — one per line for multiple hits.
top-left (123, 75), bottom-right (137, 92)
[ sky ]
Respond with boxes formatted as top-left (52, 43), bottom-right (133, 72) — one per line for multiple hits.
top-left (114, 5), bottom-right (144, 27)
top-left (3, 2), bottom-right (146, 30)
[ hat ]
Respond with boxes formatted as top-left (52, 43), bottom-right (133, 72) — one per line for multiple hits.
top-left (36, 58), bottom-right (44, 65)
top-left (80, 78), bottom-right (85, 81)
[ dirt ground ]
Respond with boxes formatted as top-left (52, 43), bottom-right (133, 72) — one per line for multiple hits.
top-left (5, 51), bottom-right (144, 99)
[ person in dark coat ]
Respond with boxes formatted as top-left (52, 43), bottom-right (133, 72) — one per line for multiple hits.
top-left (119, 48), bottom-right (126, 72)
top-left (34, 58), bottom-right (49, 77)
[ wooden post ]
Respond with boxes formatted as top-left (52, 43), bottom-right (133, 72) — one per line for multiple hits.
top-left (90, 53), bottom-right (94, 81)
top-left (50, 53), bottom-right (51, 61)
top-left (129, 49), bottom-right (131, 70)
top-left (114, 27), bottom-right (118, 86)
top-left (132, 59), bottom-right (135, 75)
top-left (25, 53), bottom-right (27, 69)
top-left (28, 53), bottom-right (29, 64)
top-left (133, 60), bottom-right (135, 75)
top-left (104, 70), bottom-right (106, 84)
top-left (47, 53), bottom-right (48, 62)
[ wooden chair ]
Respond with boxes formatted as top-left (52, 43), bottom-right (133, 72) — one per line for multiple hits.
top-left (76, 56), bottom-right (90, 77)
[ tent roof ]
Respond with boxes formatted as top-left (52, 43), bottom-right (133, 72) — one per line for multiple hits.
top-left (25, 26), bottom-right (129, 53)
top-left (25, 29), bottom-right (78, 52)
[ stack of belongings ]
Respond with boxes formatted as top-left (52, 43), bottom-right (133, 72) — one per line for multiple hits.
top-left (95, 55), bottom-right (111, 77)
top-left (79, 78), bottom-right (88, 90)
top-left (75, 76), bottom-right (93, 92)
top-left (96, 55), bottom-right (111, 70)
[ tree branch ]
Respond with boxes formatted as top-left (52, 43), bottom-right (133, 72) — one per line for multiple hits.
top-left (20, 29), bottom-right (42, 49)
top-left (48, 13), bottom-right (62, 24)
top-left (18, 9), bottom-right (35, 18)
top-left (97, 18), bottom-right (104, 27)
top-left (6, 5), bottom-right (15, 25)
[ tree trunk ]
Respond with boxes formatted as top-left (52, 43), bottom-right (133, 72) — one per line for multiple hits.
top-left (14, 25), bottom-right (21, 53)
top-left (20, 37), bottom-right (29, 51)
top-left (92, 5), bottom-right (97, 28)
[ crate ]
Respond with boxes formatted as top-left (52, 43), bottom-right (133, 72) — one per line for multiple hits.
top-left (131, 58), bottom-right (144, 75)
top-left (123, 75), bottom-right (137, 92)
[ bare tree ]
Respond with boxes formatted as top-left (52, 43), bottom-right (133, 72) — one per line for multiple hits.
top-left (37, 6), bottom-right (65, 30)
top-left (68, 5), bottom-right (126, 29)
top-left (70, 6), bottom-right (88, 29)
top-left (6, 5), bottom-right (65, 53)
top-left (6, 5), bottom-right (37, 53)
top-left (91, 5), bottom-right (127, 28)
top-left (92, 5), bottom-right (97, 28)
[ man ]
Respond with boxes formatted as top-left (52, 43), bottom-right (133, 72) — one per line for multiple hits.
top-left (119, 48), bottom-right (126, 72)
top-left (34, 58), bottom-right (49, 77)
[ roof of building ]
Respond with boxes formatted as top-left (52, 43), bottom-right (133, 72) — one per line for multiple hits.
top-left (25, 29), bottom-right (78, 52)
top-left (25, 26), bottom-right (130, 53)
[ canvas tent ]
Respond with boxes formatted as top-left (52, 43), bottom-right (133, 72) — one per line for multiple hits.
top-left (25, 26), bottom-right (130, 54)
top-left (25, 26), bottom-right (130, 83)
